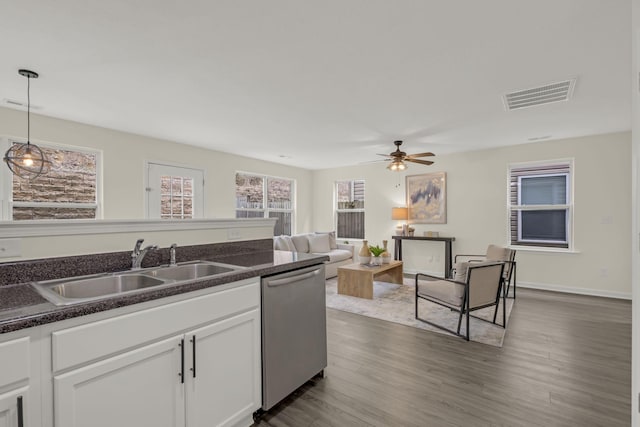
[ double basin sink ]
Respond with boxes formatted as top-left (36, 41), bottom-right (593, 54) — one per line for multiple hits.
top-left (32, 261), bottom-right (246, 306)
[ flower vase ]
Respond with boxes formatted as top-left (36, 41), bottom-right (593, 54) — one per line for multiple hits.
top-left (371, 256), bottom-right (382, 266)
top-left (358, 240), bottom-right (371, 264)
top-left (381, 240), bottom-right (391, 264)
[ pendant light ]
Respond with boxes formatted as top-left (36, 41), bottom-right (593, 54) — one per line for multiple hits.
top-left (3, 69), bottom-right (51, 180)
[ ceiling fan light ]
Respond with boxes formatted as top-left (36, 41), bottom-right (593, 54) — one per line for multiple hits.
top-left (387, 159), bottom-right (407, 171)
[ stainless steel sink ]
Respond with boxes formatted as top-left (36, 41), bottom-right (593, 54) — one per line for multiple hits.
top-left (33, 274), bottom-right (170, 305)
top-left (32, 260), bottom-right (246, 306)
top-left (144, 262), bottom-right (236, 281)
top-left (51, 274), bottom-right (166, 298)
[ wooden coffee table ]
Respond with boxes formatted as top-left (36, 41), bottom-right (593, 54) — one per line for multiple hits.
top-left (337, 260), bottom-right (404, 299)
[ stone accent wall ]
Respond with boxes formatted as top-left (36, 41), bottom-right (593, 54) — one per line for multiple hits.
top-left (13, 207), bottom-right (96, 220)
top-left (235, 173), bottom-right (292, 209)
top-left (12, 146), bottom-right (97, 220)
top-left (160, 176), bottom-right (193, 218)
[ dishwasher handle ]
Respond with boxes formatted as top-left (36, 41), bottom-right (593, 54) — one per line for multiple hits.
top-left (266, 269), bottom-right (321, 287)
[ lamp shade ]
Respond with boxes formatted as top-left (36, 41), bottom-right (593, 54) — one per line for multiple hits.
top-left (391, 207), bottom-right (408, 220)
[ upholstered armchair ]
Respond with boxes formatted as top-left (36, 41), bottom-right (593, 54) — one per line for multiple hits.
top-left (455, 245), bottom-right (517, 298)
top-left (415, 261), bottom-right (505, 341)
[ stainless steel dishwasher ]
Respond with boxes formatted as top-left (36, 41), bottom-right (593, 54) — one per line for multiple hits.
top-left (260, 263), bottom-right (327, 412)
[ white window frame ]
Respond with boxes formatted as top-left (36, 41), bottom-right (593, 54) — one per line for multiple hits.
top-left (334, 179), bottom-right (365, 240)
top-left (235, 171), bottom-right (295, 235)
top-left (0, 136), bottom-right (103, 221)
top-left (144, 160), bottom-right (205, 219)
top-left (508, 160), bottom-right (574, 250)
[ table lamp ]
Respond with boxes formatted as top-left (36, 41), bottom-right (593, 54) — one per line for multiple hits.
top-left (391, 207), bottom-right (408, 236)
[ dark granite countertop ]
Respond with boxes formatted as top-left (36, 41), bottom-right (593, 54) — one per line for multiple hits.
top-left (0, 249), bottom-right (328, 334)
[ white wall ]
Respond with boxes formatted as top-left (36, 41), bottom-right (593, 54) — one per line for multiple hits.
top-left (312, 132), bottom-right (632, 298)
top-left (0, 106), bottom-right (312, 259)
top-left (0, 219), bottom-right (275, 261)
top-left (0, 108), bottom-right (632, 297)
top-left (0, 106), bottom-right (313, 227)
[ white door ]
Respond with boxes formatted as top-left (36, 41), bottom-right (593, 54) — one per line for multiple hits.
top-left (54, 336), bottom-right (185, 427)
top-left (0, 387), bottom-right (28, 427)
top-left (185, 309), bottom-right (261, 427)
top-left (147, 163), bottom-right (204, 219)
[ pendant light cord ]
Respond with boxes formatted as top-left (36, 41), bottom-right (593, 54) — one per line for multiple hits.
top-left (26, 75), bottom-right (31, 145)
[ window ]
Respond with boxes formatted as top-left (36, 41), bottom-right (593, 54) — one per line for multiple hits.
top-left (508, 161), bottom-right (572, 248)
top-left (160, 176), bottom-right (193, 219)
top-left (235, 172), bottom-right (294, 235)
top-left (335, 180), bottom-right (365, 239)
top-left (4, 140), bottom-right (100, 220)
top-left (146, 162), bottom-right (204, 219)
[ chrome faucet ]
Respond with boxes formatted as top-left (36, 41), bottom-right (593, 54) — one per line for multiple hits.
top-left (170, 243), bottom-right (178, 266)
top-left (131, 239), bottom-right (158, 269)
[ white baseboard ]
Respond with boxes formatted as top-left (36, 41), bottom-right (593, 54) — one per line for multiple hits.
top-left (404, 268), bottom-right (446, 278)
top-left (517, 281), bottom-right (631, 300)
top-left (405, 268), bottom-right (631, 300)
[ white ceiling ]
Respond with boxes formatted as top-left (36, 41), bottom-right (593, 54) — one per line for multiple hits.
top-left (0, 1), bottom-right (631, 169)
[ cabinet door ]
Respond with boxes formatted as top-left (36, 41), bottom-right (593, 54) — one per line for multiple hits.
top-left (0, 387), bottom-right (28, 427)
top-left (185, 309), bottom-right (261, 427)
top-left (54, 336), bottom-right (185, 427)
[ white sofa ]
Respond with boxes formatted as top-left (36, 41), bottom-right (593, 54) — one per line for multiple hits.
top-left (274, 232), bottom-right (355, 279)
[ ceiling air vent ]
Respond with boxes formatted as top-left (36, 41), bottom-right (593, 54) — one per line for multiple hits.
top-left (4, 99), bottom-right (24, 107)
top-left (503, 79), bottom-right (576, 111)
top-left (3, 99), bottom-right (42, 110)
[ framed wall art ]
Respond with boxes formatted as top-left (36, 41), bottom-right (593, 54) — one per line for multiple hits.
top-left (406, 172), bottom-right (446, 224)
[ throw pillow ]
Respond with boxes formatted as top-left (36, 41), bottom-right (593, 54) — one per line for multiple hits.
top-left (274, 235), bottom-right (295, 251)
top-left (308, 233), bottom-right (331, 253)
top-left (452, 261), bottom-right (469, 300)
top-left (280, 235), bottom-right (295, 251)
top-left (315, 231), bottom-right (337, 249)
top-left (453, 261), bottom-right (469, 283)
top-left (486, 244), bottom-right (508, 261)
top-left (291, 234), bottom-right (310, 253)
top-left (273, 236), bottom-right (285, 250)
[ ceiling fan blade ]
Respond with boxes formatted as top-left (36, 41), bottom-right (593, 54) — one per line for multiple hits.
top-left (377, 153), bottom-right (393, 158)
top-left (406, 158), bottom-right (434, 166)
top-left (406, 152), bottom-right (435, 158)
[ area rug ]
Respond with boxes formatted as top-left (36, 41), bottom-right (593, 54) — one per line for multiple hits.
top-left (325, 277), bottom-right (514, 347)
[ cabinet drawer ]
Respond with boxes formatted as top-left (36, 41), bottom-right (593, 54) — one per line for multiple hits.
top-left (53, 278), bottom-right (259, 373)
top-left (0, 337), bottom-right (29, 389)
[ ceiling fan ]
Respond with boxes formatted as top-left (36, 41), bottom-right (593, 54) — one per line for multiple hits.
top-left (378, 140), bottom-right (435, 171)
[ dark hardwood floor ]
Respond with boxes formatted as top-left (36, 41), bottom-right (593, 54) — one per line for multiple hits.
top-left (255, 289), bottom-right (631, 427)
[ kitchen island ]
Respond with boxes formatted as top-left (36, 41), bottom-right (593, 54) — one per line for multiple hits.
top-left (0, 241), bottom-right (327, 333)
top-left (0, 240), bottom-right (328, 427)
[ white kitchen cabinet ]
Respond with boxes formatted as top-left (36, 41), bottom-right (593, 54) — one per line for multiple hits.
top-left (54, 336), bottom-right (185, 427)
top-left (186, 309), bottom-right (261, 427)
top-left (51, 278), bottom-right (261, 427)
top-left (0, 386), bottom-right (28, 427)
top-left (0, 337), bottom-right (31, 427)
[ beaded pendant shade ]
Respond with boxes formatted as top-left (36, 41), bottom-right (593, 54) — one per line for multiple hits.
top-left (3, 69), bottom-right (51, 180)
